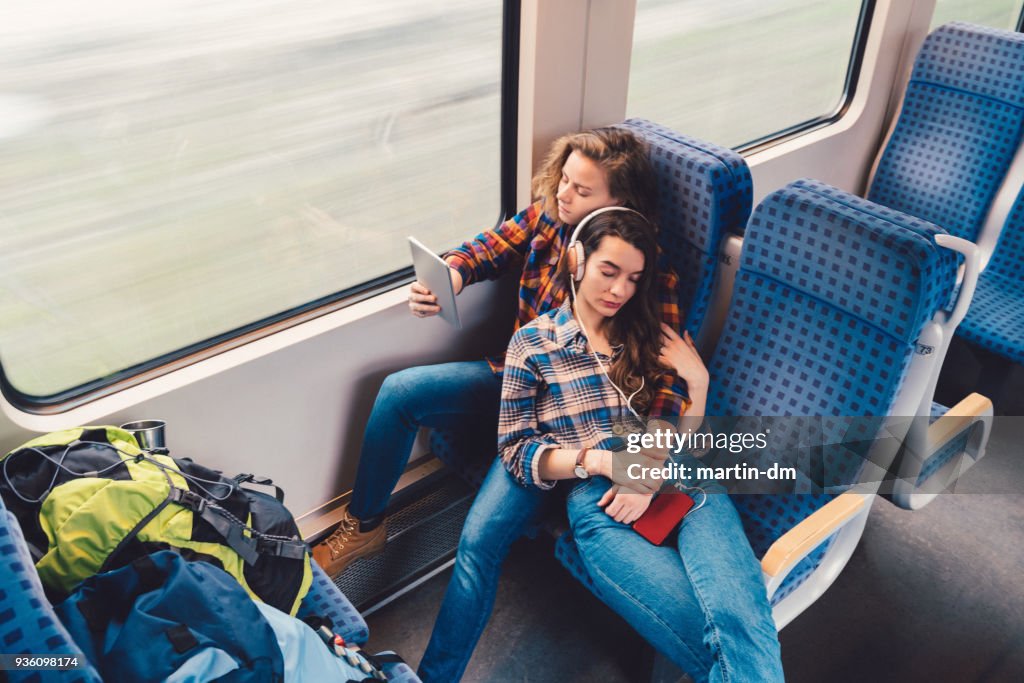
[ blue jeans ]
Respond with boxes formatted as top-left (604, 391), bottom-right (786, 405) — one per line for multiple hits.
top-left (567, 472), bottom-right (784, 683)
top-left (418, 458), bottom-right (551, 682)
top-left (349, 361), bottom-right (502, 521)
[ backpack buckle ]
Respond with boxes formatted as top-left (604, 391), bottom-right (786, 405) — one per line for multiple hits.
top-left (256, 536), bottom-right (308, 560)
top-left (171, 488), bottom-right (207, 513)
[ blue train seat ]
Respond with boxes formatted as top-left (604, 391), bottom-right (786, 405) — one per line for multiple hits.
top-left (556, 179), bottom-right (961, 638)
top-left (884, 186), bottom-right (1024, 507)
top-left (862, 22), bottom-right (1020, 507)
top-left (431, 119), bottom-right (753, 488)
top-left (958, 187), bottom-right (1024, 364)
top-left (773, 182), bottom-right (991, 511)
top-left (1, 502), bottom-right (101, 683)
top-left (0, 493), bottom-right (421, 682)
top-left (867, 22), bottom-right (1024, 244)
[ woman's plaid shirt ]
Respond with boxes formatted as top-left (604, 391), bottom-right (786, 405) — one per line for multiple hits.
top-left (445, 202), bottom-right (683, 375)
top-left (499, 300), bottom-right (691, 489)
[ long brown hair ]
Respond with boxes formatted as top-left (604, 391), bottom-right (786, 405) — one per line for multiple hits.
top-left (532, 127), bottom-right (656, 222)
top-left (567, 211), bottom-right (663, 415)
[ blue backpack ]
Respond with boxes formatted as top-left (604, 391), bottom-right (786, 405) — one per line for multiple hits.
top-left (54, 551), bottom-right (284, 682)
top-left (54, 551), bottom-right (406, 682)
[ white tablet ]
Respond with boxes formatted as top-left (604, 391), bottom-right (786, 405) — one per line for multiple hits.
top-left (408, 236), bottom-right (462, 329)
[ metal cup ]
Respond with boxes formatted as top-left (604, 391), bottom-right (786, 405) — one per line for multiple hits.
top-left (121, 420), bottom-right (166, 450)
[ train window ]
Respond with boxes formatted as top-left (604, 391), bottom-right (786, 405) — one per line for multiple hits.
top-left (930, 0), bottom-right (1023, 30)
top-left (627, 0), bottom-right (866, 149)
top-left (0, 2), bottom-right (505, 400)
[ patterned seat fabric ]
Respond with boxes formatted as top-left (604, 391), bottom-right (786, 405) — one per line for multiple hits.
top-left (867, 22), bottom-right (1024, 242)
top-left (558, 179), bottom-right (958, 606)
top-left (615, 118), bottom-right (753, 330)
top-left (711, 178), bottom-right (956, 600)
top-left (0, 502), bottom-right (101, 683)
top-left (432, 120), bottom-right (753, 487)
top-left (958, 187), bottom-right (1024, 364)
top-left (297, 560), bottom-right (370, 645)
top-left (0, 495), bottom-right (390, 679)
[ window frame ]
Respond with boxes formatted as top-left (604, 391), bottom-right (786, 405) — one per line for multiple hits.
top-left (1, 0), bottom-right (521, 413)
top-left (735, 0), bottom-right (877, 155)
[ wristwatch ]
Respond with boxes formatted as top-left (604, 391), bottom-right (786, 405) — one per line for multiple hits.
top-left (573, 448), bottom-right (590, 479)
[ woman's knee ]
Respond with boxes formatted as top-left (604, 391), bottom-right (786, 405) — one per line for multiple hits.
top-left (378, 366), bottom-right (433, 403)
top-left (456, 468), bottom-right (538, 570)
top-left (452, 509), bottom-right (517, 584)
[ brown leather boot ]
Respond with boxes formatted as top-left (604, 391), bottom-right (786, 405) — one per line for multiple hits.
top-left (312, 504), bottom-right (386, 576)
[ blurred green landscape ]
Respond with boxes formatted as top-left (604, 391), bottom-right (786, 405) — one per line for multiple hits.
top-left (0, 0), bottom-right (1019, 395)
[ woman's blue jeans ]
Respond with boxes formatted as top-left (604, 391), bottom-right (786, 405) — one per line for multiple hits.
top-left (567, 472), bottom-right (784, 683)
top-left (419, 458), bottom-right (784, 683)
top-left (349, 360), bottom-right (502, 522)
top-left (417, 458), bottom-right (550, 682)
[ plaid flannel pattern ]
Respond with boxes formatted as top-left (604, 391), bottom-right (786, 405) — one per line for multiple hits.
top-left (445, 202), bottom-right (683, 375)
top-left (499, 301), bottom-right (691, 489)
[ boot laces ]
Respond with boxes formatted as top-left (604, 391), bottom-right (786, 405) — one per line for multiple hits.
top-left (325, 513), bottom-right (359, 557)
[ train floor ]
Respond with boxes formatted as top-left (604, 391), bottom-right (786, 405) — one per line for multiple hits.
top-left (363, 414), bottom-right (1024, 683)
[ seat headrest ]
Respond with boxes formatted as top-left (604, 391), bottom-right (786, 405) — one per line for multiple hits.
top-left (743, 179), bottom-right (958, 344)
top-left (913, 22), bottom-right (1024, 108)
top-left (616, 118), bottom-right (752, 251)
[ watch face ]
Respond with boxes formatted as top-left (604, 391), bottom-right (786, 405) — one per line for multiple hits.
top-left (574, 464), bottom-right (589, 479)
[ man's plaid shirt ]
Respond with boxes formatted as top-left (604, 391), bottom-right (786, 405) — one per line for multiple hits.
top-left (498, 300), bottom-right (691, 489)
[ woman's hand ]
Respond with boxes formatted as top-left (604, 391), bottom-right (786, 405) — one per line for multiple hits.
top-left (584, 449), bottom-right (664, 495)
top-left (658, 324), bottom-right (709, 389)
top-left (408, 268), bottom-right (463, 318)
top-left (597, 485), bottom-right (654, 524)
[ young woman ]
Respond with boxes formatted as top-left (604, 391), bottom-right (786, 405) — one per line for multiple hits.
top-left (312, 127), bottom-right (689, 574)
top-left (418, 210), bottom-right (784, 682)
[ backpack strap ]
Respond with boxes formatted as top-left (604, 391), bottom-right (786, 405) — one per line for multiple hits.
top-left (304, 616), bottom-right (403, 683)
top-left (131, 554), bottom-right (165, 593)
top-left (165, 624), bottom-right (199, 654)
top-left (168, 486), bottom-right (307, 564)
top-left (234, 473), bottom-right (286, 503)
top-left (75, 597), bottom-right (107, 632)
top-left (361, 652), bottom-right (406, 672)
top-left (99, 486), bottom-right (176, 573)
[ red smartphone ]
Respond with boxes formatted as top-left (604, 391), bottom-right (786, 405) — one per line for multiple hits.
top-left (632, 493), bottom-right (695, 545)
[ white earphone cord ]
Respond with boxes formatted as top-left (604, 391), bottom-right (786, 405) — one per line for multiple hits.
top-left (569, 277), bottom-right (644, 421)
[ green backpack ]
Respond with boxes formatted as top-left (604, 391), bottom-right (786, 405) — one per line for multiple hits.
top-left (0, 425), bottom-right (312, 615)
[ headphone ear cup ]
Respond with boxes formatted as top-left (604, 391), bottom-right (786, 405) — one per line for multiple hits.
top-left (569, 242), bottom-right (585, 282)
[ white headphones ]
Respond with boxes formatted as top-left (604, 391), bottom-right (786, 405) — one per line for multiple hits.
top-left (566, 205), bottom-right (646, 282)
top-left (565, 205), bottom-right (648, 420)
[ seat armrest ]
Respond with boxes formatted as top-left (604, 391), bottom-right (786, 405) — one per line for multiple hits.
top-left (761, 493), bottom-right (867, 579)
top-left (927, 392), bottom-right (993, 452)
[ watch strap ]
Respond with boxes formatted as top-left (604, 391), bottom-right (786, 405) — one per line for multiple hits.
top-left (575, 447), bottom-right (589, 471)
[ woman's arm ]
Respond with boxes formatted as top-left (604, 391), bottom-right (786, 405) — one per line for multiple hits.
top-left (497, 331), bottom-right (563, 489)
top-left (536, 447), bottom-right (609, 482)
top-left (656, 324), bottom-right (709, 432)
top-left (409, 203), bottom-right (543, 317)
top-left (444, 202), bottom-right (546, 287)
top-left (499, 331), bottom-right (664, 492)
